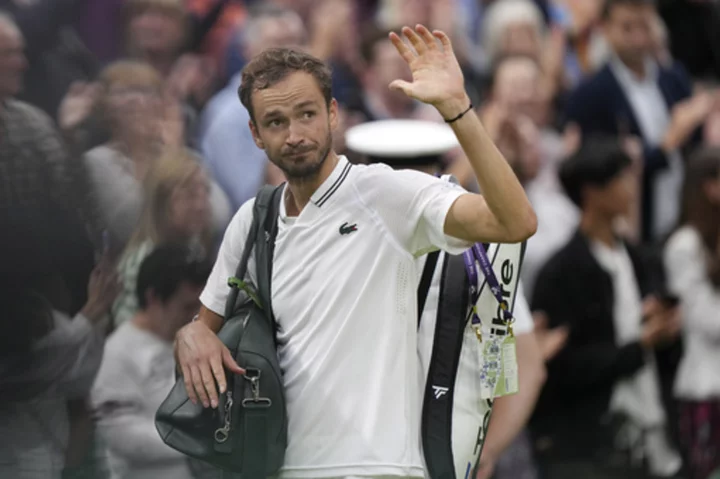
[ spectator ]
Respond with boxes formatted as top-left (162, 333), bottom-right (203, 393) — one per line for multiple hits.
top-left (431, 53), bottom-right (582, 276)
top-left (547, 0), bottom-right (607, 88)
top-left (0, 217), bottom-right (119, 479)
top-left (482, 0), bottom-right (546, 66)
top-left (564, 0), bottom-right (714, 243)
top-left (664, 148), bottom-right (720, 479)
top-left (92, 243), bottom-right (211, 479)
top-left (350, 27), bottom-right (439, 122)
top-left (198, 4), bottom-right (308, 211)
top-left (123, 0), bottom-right (217, 130)
top-left (112, 148), bottom-right (214, 328)
top-left (186, 0), bottom-right (246, 74)
top-left (84, 60), bottom-right (173, 250)
top-left (480, 0), bottom-right (567, 102)
top-left (1, 0), bottom-right (98, 118)
top-left (531, 137), bottom-right (682, 478)
top-left (454, 54), bottom-right (579, 292)
top-left (84, 60), bottom-right (229, 252)
top-left (0, 12), bottom-right (95, 314)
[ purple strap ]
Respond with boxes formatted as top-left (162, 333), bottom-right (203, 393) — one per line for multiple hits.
top-left (462, 243), bottom-right (514, 326)
top-left (462, 250), bottom-right (480, 325)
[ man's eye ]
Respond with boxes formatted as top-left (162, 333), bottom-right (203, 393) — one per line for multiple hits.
top-left (302, 111), bottom-right (315, 119)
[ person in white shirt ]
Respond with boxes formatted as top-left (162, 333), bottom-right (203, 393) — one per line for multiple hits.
top-left (175, 25), bottom-right (537, 479)
top-left (664, 148), bottom-right (720, 479)
top-left (92, 243), bottom-right (212, 479)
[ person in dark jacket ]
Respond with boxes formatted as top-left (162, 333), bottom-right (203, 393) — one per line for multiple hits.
top-left (530, 137), bottom-right (683, 479)
top-left (563, 0), bottom-right (715, 243)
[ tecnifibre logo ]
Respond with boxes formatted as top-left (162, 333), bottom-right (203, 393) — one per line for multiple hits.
top-left (432, 385), bottom-right (449, 399)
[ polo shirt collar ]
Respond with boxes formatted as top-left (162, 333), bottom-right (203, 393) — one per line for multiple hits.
top-left (278, 155), bottom-right (352, 220)
top-left (310, 155), bottom-right (352, 207)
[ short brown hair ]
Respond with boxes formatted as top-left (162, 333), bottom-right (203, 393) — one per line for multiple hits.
top-left (238, 48), bottom-right (332, 124)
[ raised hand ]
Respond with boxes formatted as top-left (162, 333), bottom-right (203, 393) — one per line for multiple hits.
top-left (388, 25), bottom-right (468, 118)
top-left (58, 81), bottom-right (101, 132)
top-left (80, 257), bottom-right (121, 323)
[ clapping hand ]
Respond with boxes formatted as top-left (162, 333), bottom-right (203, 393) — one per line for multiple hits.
top-left (79, 257), bottom-right (121, 324)
top-left (388, 25), bottom-right (469, 119)
top-left (58, 81), bottom-right (101, 132)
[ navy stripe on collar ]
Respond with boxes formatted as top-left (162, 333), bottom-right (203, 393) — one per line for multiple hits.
top-left (316, 161), bottom-right (352, 207)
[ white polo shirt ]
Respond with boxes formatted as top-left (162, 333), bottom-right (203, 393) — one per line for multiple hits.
top-left (200, 156), bottom-right (472, 478)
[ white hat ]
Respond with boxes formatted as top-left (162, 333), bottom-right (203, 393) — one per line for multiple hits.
top-left (345, 119), bottom-right (459, 165)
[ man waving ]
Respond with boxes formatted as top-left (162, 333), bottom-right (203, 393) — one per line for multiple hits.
top-left (175, 25), bottom-right (537, 479)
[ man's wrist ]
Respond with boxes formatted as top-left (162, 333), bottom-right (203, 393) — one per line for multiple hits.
top-left (436, 93), bottom-right (472, 121)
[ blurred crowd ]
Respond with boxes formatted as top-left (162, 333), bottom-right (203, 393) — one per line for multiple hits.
top-left (0, 0), bottom-right (719, 478)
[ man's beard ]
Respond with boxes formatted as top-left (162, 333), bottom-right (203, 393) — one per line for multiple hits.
top-left (271, 129), bottom-right (333, 181)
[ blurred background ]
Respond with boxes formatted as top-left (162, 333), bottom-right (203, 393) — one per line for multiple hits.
top-left (0, 0), bottom-right (719, 478)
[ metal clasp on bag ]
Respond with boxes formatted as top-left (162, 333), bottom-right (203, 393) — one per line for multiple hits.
top-left (214, 391), bottom-right (233, 443)
top-left (242, 368), bottom-right (272, 408)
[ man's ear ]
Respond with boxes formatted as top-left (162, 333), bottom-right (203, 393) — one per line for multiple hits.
top-left (329, 98), bottom-right (339, 132)
top-left (249, 120), bottom-right (264, 149)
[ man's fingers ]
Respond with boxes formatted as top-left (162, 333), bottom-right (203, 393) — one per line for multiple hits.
top-left (402, 26), bottom-right (426, 55)
top-left (191, 365), bottom-right (210, 408)
top-left (415, 24), bottom-right (437, 49)
top-left (210, 354), bottom-right (227, 394)
top-left (181, 364), bottom-right (199, 405)
top-left (199, 362), bottom-right (219, 409)
top-left (432, 30), bottom-right (453, 54)
top-left (389, 31), bottom-right (415, 64)
top-left (222, 347), bottom-right (245, 375)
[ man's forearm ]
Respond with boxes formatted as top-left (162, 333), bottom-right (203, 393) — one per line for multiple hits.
top-left (482, 333), bottom-right (546, 460)
top-left (439, 97), bottom-right (537, 241)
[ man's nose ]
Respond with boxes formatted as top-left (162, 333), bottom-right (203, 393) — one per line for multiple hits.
top-left (286, 123), bottom-right (305, 147)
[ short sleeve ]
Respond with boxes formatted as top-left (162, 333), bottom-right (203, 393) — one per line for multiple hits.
top-left (512, 282), bottom-right (534, 335)
top-left (199, 198), bottom-right (256, 316)
top-left (356, 165), bottom-right (472, 256)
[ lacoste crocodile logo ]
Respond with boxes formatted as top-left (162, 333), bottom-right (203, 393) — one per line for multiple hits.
top-left (339, 222), bottom-right (358, 235)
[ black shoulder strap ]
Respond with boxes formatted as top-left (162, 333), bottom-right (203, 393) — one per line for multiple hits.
top-left (417, 251), bottom-right (440, 327)
top-left (422, 252), bottom-right (469, 479)
top-left (224, 185), bottom-right (284, 321)
top-left (253, 184), bottom-right (283, 328)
